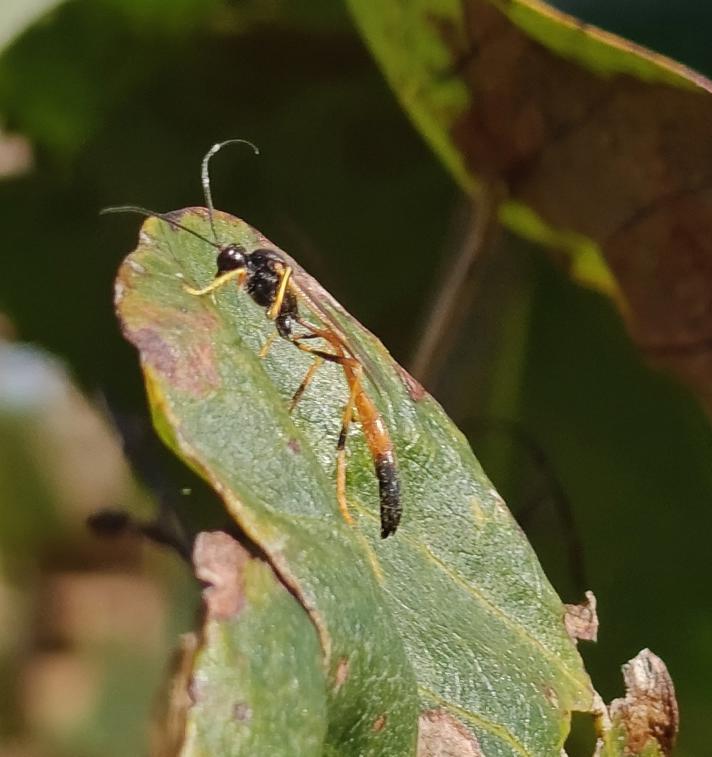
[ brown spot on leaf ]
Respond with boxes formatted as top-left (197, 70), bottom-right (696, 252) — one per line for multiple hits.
top-left (118, 290), bottom-right (221, 398)
top-left (543, 685), bottom-right (559, 709)
top-left (193, 532), bottom-right (249, 620)
top-left (372, 714), bottom-right (387, 732)
top-left (131, 319), bottom-right (220, 397)
top-left (232, 702), bottom-right (252, 722)
top-left (130, 327), bottom-right (177, 378)
top-left (609, 649), bottom-right (678, 755)
top-left (564, 590), bottom-right (598, 643)
top-left (333, 657), bottom-right (350, 693)
top-left (396, 364), bottom-right (427, 401)
top-left (287, 437), bottom-right (301, 454)
top-left (417, 709), bottom-right (482, 756)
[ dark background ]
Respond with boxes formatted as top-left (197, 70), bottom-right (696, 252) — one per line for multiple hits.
top-left (0, 1), bottom-right (709, 754)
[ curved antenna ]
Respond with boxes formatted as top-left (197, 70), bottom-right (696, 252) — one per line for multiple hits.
top-left (201, 139), bottom-right (260, 243)
top-left (101, 205), bottom-right (220, 249)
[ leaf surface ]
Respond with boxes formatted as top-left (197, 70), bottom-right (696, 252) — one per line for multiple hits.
top-left (115, 208), bottom-right (592, 755)
top-left (160, 532), bottom-right (326, 757)
top-left (0, 0), bottom-right (66, 53)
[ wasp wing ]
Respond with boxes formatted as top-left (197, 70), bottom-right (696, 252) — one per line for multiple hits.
top-left (276, 250), bottom-right (393, 404)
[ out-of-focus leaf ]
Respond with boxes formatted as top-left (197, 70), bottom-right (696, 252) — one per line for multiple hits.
top-left (0, 341), bottom-right (135, 557)
top-left (0, 0), bottom-right (66, 54)
top-left (348, 0), bottom-right (712, 411)
top-left (0, 0), bottom-right (220, 158)
top-left (115, 208), bottom-right (593, 755)
top-left (0, 338), bottom-right (181, 757)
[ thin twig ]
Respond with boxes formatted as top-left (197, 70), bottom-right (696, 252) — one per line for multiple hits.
top-left (409, 183), bottom-right (501, 387)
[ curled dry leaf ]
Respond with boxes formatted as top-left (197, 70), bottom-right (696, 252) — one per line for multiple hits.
top-left (564, 590), bottom-right (598, 643)
top-left (609, 649), bottom-right (678, 755)
top-left (349, 0), bottom-right (712, 410)
top-left (595, 649), bottom-right (678, 756)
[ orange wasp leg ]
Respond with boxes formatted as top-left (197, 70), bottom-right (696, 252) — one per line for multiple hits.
top-left (280, 330), bottom-right (358, 526)
top-left (335, 365), bottom-right (360, 526)
top-left (258, 332), bottom-right (278, 359)
top-left (290, 316), bottom-right (401, 536)
top-left (289, 356), bottom-right (324, 412)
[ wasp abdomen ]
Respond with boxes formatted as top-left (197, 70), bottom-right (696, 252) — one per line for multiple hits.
top-left (375, 452), bottom-right (401, 538)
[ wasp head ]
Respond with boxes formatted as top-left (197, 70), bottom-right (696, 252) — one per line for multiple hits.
top-left (216, 244), bottom-right (247, 277)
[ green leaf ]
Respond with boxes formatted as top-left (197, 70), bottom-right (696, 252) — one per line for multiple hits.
top-left (115, 208), bottom-right (592, 755)
top-left (161, 532), bottom-right (326, 757)
top-left (348, 0), bottom-right (712, 412)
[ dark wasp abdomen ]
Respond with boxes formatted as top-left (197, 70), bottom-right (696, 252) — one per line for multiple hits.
top-left (375, 452), bottom-right (401, 538)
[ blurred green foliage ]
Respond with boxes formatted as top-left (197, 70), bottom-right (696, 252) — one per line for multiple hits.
top-left (0, 0), bottom-right (709, 754)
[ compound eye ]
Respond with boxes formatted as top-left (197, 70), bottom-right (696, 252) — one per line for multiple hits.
top-left (216, 244), bottom-right (246, 273)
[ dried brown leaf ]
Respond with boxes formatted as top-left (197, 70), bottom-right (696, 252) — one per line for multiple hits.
top-left (608, 649), bottom-right (678, 755)
top-left (351, 0), bottom-right (712, 408)
top-left (564, 590), bottom-right (598, 643)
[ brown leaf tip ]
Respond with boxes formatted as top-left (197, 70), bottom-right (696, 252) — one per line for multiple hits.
top-left (417, 709), bottom-right (482, 757)
top-left (610, 648), bottom-right (679, 755)
top-left (192, 531), bottom-right (249, 620)
top-left (564, 590), bottom-right (599, 643)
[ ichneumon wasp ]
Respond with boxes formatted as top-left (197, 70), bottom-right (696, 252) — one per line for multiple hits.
top-left (105, 140), bottom-right (402, 538)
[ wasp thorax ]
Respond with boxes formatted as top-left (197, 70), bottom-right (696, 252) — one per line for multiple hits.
top-left (216, 244), bottom-right (247, 274)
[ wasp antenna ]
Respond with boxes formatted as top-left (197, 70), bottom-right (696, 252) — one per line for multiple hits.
top-left (102, 204), bottom-right (220, 249)
top-left (101, 204), bottom-right (160, 218)
top-left (201, 139), bottom-right (260, 244)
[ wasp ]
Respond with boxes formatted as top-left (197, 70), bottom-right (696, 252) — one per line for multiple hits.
top-left (106, 140), bottom-right (401, 538)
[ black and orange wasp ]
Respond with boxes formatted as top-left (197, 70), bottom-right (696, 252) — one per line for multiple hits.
top-left (104, 140), bottom-right (402, 538)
